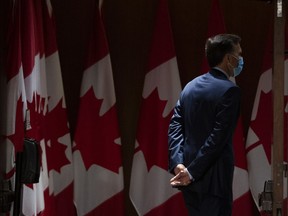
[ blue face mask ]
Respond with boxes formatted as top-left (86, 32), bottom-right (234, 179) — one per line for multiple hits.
top-left (233, 56), bottom-right (244, 77)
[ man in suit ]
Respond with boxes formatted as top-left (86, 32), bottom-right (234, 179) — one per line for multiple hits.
top-left (168, 34), bottom-right (243, 216)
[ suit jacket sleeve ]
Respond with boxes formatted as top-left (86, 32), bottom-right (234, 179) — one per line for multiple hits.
top-left (187, 86), bottom-right (241, 181)
top-left (168, 99), bottom-right (185, 174)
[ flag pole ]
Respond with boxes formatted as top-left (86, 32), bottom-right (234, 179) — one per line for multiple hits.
top-left (272, 0), bottom-right (285, 215)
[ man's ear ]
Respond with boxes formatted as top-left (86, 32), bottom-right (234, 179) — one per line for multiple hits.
top-left (226, 54), bottom-right (232, 64)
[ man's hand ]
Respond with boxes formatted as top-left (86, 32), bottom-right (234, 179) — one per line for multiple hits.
top-left (173, 164), bottom-right (186, 175)
top-left (170, 164), bottom-right (191, 187)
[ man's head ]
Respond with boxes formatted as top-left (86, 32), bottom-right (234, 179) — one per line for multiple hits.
top-left (205, 34), bottom-right (242, 77)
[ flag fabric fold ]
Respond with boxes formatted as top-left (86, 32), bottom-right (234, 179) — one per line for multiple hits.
top-left (246, 23), bottom-right (288, 214)
top-left (3, 0), bottom-right (74, 215)
top-left (37, 1), bottom-right (74, 215)
top-left (1, 0), bottom-right (26, 183)
top-left (4, 0), bottom-right (286, 215)
top-left (72, 1), bottom-right (124, 215)
top-left (129, 0), bottom-right (188, 215)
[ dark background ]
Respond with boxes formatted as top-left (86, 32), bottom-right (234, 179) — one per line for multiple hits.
top-left (0, 0), bottom-right (277, 215)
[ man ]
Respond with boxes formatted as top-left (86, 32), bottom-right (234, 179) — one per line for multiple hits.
top-left (168, 34), bottom-right (243, 216)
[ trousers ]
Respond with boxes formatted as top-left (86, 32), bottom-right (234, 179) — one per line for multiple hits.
top-left (181, 189), bottom-right (232, 216)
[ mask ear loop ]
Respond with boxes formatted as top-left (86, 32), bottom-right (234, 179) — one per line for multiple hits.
top-left (228, 54), bottom-right (240, 68)
top-left (227, 54), bottom-right (233, 67)
top-left (226, 54), bottom-right (234, 77)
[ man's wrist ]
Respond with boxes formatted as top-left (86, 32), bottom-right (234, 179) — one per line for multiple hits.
top-left (174, 164), bottom-right (185, 175)
top-left (184, 168), bottom-right (194, 181)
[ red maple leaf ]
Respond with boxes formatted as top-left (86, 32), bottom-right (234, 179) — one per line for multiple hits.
top-left (249, 90), bottom-right (288, 165)
top-left (73, 88), bottom-right (121, 173)
top-left (137, 89), bottom-right (172, 171)
top-left (249, 90), bottom-right (273, 163)
top-left (4, 97), bottom-right (25, 180)
top-left (21, 93), bottom-right (46, 189)
top-left (233, 118), bottom-right (247, 170)
top-left (44, 98), bottom-right (71, 173)
top-left (6, 97), bottom-right (25, 153)
top-left (25, 92), bottom-right (50, 141)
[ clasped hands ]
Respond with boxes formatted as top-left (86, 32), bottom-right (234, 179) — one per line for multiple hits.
top-left (170, 164), bottom-right (191, 187)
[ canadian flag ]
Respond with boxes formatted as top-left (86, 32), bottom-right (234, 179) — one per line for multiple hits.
top-left (200, 0), bottom-right (226, 74)
top-left (72, 1), bottom-right (124, 215)
top-left (1, 0), bottom-right (26, 183)
top-left (35, 1), bottom-right (75, 215)
top-left (200, 1), bottom-right (255, 215)
top-left (129, 0), bottom-right (187, 215)
top-left (2, 0), bottom-right (74, 215)
top-left (246, 24), bottom-right (288, 214)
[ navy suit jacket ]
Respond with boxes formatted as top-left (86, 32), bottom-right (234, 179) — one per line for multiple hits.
top-left (168, 68), bottom-right (241, 200)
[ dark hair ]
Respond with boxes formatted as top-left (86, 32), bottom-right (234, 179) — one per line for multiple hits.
top-left (205, 34), bottom-right (241, 68)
